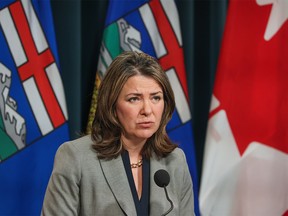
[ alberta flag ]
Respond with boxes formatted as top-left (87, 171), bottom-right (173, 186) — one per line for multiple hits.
top-left (88, 0), bottom-right (199, 214)
top-left (200, 0), bottom-right (288, 215)
top-left (0, 0), bottom-right (69, 215)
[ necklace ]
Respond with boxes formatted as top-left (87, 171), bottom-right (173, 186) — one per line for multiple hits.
top-left (131, 159), bottom-right (143, 168)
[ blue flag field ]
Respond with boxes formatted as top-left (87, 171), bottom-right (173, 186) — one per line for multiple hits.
top-left (0, 0), bottom-right (69, 215)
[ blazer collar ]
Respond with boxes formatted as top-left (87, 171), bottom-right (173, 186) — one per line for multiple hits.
top-left (99, 156), bottom-right (137, 216)
top-left (99, 153), bottom-right (172, 216)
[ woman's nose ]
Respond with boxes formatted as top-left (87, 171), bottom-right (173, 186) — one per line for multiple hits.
top-left (141, 100), bottom-right (152, 116)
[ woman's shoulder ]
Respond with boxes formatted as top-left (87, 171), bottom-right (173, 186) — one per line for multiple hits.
top-left (168, 147), bottom-right (186, 159)
top-left (50, 135), bottom-right (98, 184)
top-left (154, 147), bottom-right (191, 183)
top-left (159, 147), bottom-right (187, 165)
top-left (57, 135), bottom-right (95, 156)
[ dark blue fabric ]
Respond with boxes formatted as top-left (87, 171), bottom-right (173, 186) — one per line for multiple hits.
top-left (122, 151), bottom-right (150, 216)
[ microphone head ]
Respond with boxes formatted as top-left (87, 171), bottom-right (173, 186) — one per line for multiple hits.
top-left (154, 169), bottom-right (170, 188)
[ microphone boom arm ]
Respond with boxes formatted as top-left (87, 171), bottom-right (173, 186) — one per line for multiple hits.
top-left (162, 186), bottom-right (173, 216)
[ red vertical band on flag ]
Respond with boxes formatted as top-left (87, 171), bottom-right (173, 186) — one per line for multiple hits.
top-left (10, 1), bottom-right (65, 128)
top-left (213, 0), bottom-right (288, 155)
top-left (149, 0), bottom-right (188, 98)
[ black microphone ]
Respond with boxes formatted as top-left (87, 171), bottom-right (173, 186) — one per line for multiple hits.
top-left (154, 169), bottom-right (174, 216)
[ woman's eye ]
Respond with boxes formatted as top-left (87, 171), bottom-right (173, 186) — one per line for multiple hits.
top-left (128, 97), bottom-right (139, 102)
top-left (152, 96), bottom-right (161, 102)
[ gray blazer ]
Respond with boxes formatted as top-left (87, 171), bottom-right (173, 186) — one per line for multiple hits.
top-left (41, 135), bottom-right (194, 216)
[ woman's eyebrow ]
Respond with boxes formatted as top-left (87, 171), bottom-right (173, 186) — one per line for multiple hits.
top-left (126, 91), bottom-right (163, 96)
top-left (126, 93), bottom-right (142, 96)
top-left (150, 91), bottom-right (163, 95)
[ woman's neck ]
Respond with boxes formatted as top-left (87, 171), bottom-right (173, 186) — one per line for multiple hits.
top-left (121, 136), bottom-right (146, 159)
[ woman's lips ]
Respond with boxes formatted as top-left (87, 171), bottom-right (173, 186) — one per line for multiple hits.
top-left (138, 122), bottom-right (154, 128)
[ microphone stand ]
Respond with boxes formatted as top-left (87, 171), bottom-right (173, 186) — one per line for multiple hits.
top-left (161, 186), bottom-right (173, 216)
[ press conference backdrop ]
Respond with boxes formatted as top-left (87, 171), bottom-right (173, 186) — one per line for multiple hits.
top-left (51, 0), bottom-right (227, 186)
top-left (2, 1), bottom-right (287, 215)
top-left (51, 1), bottom-right (288, 216)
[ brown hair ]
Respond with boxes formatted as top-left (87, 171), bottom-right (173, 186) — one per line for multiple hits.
top-left (91, 51), bottom-right (177, 159)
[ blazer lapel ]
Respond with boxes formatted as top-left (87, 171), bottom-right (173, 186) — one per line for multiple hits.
top-left (149, 155), bottom-right (172, 216)
top-left (99, 156), bottom-right (137, 216)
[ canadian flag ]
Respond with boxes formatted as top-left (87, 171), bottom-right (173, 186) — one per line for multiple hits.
top-left (199, 0), bottom-right (288, 215)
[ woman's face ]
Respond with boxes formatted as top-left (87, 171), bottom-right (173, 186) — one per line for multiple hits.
top-left (116, 75), bottom-right (164, 144)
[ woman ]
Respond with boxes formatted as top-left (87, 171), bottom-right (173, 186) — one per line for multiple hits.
top-left (41, 51), bottom-right (195, 216)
